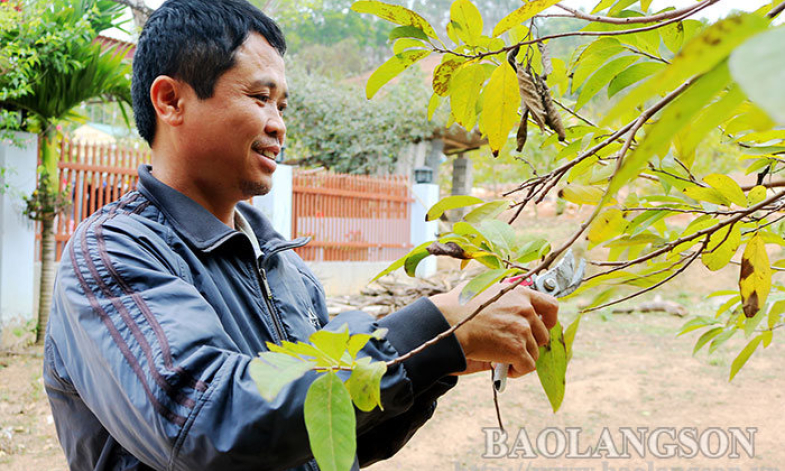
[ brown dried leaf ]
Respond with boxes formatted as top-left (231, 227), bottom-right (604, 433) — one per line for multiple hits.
top-left (517, 66), bottom-right (547, 131)
top-left (516, 107), bottom-right (529, 152)
top-left (536, 73), bottom-right (566, 141)
top-left (427, 241), bottom-right (471, 259)
top-left (538, 42), bottom-right (553, 77)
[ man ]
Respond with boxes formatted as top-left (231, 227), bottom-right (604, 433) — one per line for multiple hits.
top-left (43, 1), bottom-right (558, 470)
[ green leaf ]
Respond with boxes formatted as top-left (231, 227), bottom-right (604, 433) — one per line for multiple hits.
top-left (463, 200), bottom-right (508, 223)
top-left (365, 49), bottom-right (430, 99)
top-left (607, 61), bottom-right (664, 98)
top-left (393, 37), bottom-right (427, 55)
top-left (459, 268), bottom-right (509, 305)
top-left (605, 61), bottom-right (732, 201)
top-left (304, 372), bottom-right (356, 471)
top-left (249, 354), bottom-right (315, 402)
top-left (702, 224), bottom-right (741, 271)
top-left (492, 0), bottom-right (561, 37)
top-left (477, 219), bottom-right (517, 254)
top-left (744, 308), bottom-right (766, 338)
top-left (427, 93), bottom-right (442, 120)
top-left (480, 62), bottom-right (519, 156)
top-left (693, 326), bottom-right (723, 355)
top-left (371, 241), bottom-right (433, 281)
top-left (564, 315), bottom-right (582, 363)
top-left (268, 340), bottom-right (332, 365)
top-left (709, 327), bottom-right (737, 354)
top-left (404, 249), bottom-right (431, 277)
top-left (575, 55), bottom-right (639, 110)
top-left (352, 1), bottom-right (438, 39)
top-left (450, 0), bottom-right (483, 45)
top-left (388, 25), bottom-right (429, 41)
top-left (683, 186), bottom-right (731, 206)
top-left (729, 26), bottom-right (785, 125)
top-left (768, 299), bottom-right (785, 329)
top-left (704, 174), bottom-right (747, 207)
top-left (739, 233), bottom-right (772, 318)
top-left (678, 316), bottom-right (721, 336)
top-left (310, 326), bottom-right (351, 362)
top-left (677, 86), bottom-right (746, 162)
top-left (571, 38), bottom-right (624, 92)
top-left (729, 336), bottom-right (762, 381)
top-left (346, 359), bottom-right (387, 412)
top-left (536, 321), bottom-right (567, 413)
top-left (426, 195), bottom-right (484, 221)
top-left (603, 13), bottom-right (768, 125)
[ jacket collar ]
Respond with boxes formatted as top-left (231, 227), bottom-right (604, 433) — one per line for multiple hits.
top-left (136, 164), bottom-right (289, 253)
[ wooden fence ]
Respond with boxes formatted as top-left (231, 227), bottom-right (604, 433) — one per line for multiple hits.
top-left (39, 138), bottom-right (151, 261)
top-left (291, 170), bottom-right (413, 262)
top-left (40, 139), bottom-right (414, 263)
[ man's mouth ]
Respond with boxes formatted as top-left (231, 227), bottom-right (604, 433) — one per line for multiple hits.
top-left (252, 143), bottom-right (279, 160)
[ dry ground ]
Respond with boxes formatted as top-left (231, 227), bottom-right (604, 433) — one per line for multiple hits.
top-left (1, 203), bottom-right (784, 470)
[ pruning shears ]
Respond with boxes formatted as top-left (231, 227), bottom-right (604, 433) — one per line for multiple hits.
top-left (493, 249), bottom-right (586, 393)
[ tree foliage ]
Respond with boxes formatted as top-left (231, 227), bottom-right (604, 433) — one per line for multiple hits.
top-left (285, 64), bottom-right (441, 173)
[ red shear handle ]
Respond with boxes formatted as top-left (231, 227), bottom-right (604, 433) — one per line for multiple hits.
top-left (506, 274), bottom-right (534, 286)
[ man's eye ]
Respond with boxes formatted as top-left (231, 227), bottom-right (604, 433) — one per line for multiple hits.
top-left (253, 94), bottom-right (270, 102)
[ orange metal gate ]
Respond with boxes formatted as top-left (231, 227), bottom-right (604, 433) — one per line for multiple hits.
top-left (40, 138), bottom-right (151, 261)
top-left (291, 170), bottom-right (414, 262)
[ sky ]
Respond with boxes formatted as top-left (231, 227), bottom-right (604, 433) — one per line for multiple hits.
top-left (104, 0), bottom-right (774, 41)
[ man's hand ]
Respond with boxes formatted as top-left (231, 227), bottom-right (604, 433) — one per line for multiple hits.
top-left (430, 282), bottom-right (558, 378)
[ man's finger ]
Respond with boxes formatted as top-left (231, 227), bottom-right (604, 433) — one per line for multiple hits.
top-left (525, 288), bottom-right (559, 329)
top-left (529, 314), bottom-right (550, 346)
top-left (509, 352), bottom-right (536, 378)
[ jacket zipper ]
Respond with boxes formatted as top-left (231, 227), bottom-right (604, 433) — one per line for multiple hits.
top-left (256, 261), bottom-right (286, 343)
top-left (254, 237), bottom-right (311, 344)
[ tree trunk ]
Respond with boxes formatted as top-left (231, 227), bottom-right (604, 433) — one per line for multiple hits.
top-left (36, 216), bottom-right (55, 345)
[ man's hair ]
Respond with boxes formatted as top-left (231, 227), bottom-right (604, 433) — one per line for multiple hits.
top-left (131, 0), bottom-right (286, 144)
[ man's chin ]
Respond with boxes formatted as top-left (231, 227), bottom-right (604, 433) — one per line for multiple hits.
top-left (240, 180), bottom-right (272, 197)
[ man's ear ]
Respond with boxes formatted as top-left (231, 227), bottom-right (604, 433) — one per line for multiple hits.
top-left (150, 76), bottom-right (187, 127)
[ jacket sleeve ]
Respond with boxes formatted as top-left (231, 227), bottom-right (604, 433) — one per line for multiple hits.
top-left (47, 216), bottom-right (465, 471)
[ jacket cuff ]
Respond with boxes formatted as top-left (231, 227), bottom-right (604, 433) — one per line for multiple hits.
top-left (377, 297), bottom-right (467, 394)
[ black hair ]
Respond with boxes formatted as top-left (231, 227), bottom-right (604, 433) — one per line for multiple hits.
top-left (131, 0), bottom-right (286, 144)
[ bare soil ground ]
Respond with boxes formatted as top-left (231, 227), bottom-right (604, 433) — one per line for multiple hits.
top-left (2, 204), bottom-right (783, 470)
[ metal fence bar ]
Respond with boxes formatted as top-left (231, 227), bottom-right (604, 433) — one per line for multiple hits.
top-left (291, 169), bottom-right (414, 263)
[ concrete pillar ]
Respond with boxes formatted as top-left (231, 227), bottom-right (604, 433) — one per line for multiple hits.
top-left (450, 154), bottom-right (473, 220)
top-left (0, 132), bottom-right (38, 346)
top-left (410, 183), bottom-right (439, 279)
top-left (252, 164), bottom-right (293, 240)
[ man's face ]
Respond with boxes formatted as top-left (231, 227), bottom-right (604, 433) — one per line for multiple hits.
top-left (181, 33), bottom-right (287, 199)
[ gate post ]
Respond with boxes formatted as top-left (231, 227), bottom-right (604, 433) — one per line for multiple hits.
top-left (410, 182), bottom-right (439, 278)
top-left (0, 132), bottom-right (37, 346)
top-left (252, 164), bottom-right (293, 240)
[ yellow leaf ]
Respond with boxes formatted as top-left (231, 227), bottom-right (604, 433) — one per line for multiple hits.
top-left (480, 62), bottom-right (519, 156)
top-left (366, 50), bottom-right (430, 99)
top-left (450, 63), bottom-right (489, 129)
top-left (450, 0), bottom-right (483, 45)
top-left (561, 184), bottom-right (604, 205)
top-left (588, 208), bottom-right (628, 245)
top-left (747, 185), bottom-right (767, 207)
top-left (704, 174), bottom-right (747, 207)
top-left (432, 57), bottom-right (465, 96)
top-left (492, 0), bottom-right (561, 37)
top-left (352, 1), bottom-right (439, 39)
top-left (702, 224), bottom-right (741, 271)
top-left (739, 233), bottom-right (772, 318)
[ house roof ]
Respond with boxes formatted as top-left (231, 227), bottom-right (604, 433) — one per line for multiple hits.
top-left (95, 35), bottom-right (136, 60)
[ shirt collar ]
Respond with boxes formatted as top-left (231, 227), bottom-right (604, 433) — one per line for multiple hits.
top-left (136, 164), bottom-right (283, 252)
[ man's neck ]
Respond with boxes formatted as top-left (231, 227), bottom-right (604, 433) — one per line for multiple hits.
top-left (150, 155), bottom-right (237, 229)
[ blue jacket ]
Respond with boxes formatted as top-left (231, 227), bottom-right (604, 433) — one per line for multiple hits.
top-left (44, 165), bottom-right (466, 471)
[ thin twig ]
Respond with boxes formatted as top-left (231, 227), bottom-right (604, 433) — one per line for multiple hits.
top-left (553, 0), bottom-right (717, 25)
top-left (552, 99), bottom-right (597, 127)
top-left (623, 46), bottom-right (670, 64)
top-left (582, 243), bottom-right (704, 313)
top-left (767, 0), bottom-right (785, 18)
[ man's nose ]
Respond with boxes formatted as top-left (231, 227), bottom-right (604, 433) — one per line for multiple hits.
top-left (265, 111), bottom-right (286, 142)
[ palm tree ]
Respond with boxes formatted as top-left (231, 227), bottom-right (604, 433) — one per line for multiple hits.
top-left (1, 0), bottom-right (132, 344)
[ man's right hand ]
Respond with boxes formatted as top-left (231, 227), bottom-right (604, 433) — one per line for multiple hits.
top-left (429, 282), bottom-right (558, 378)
